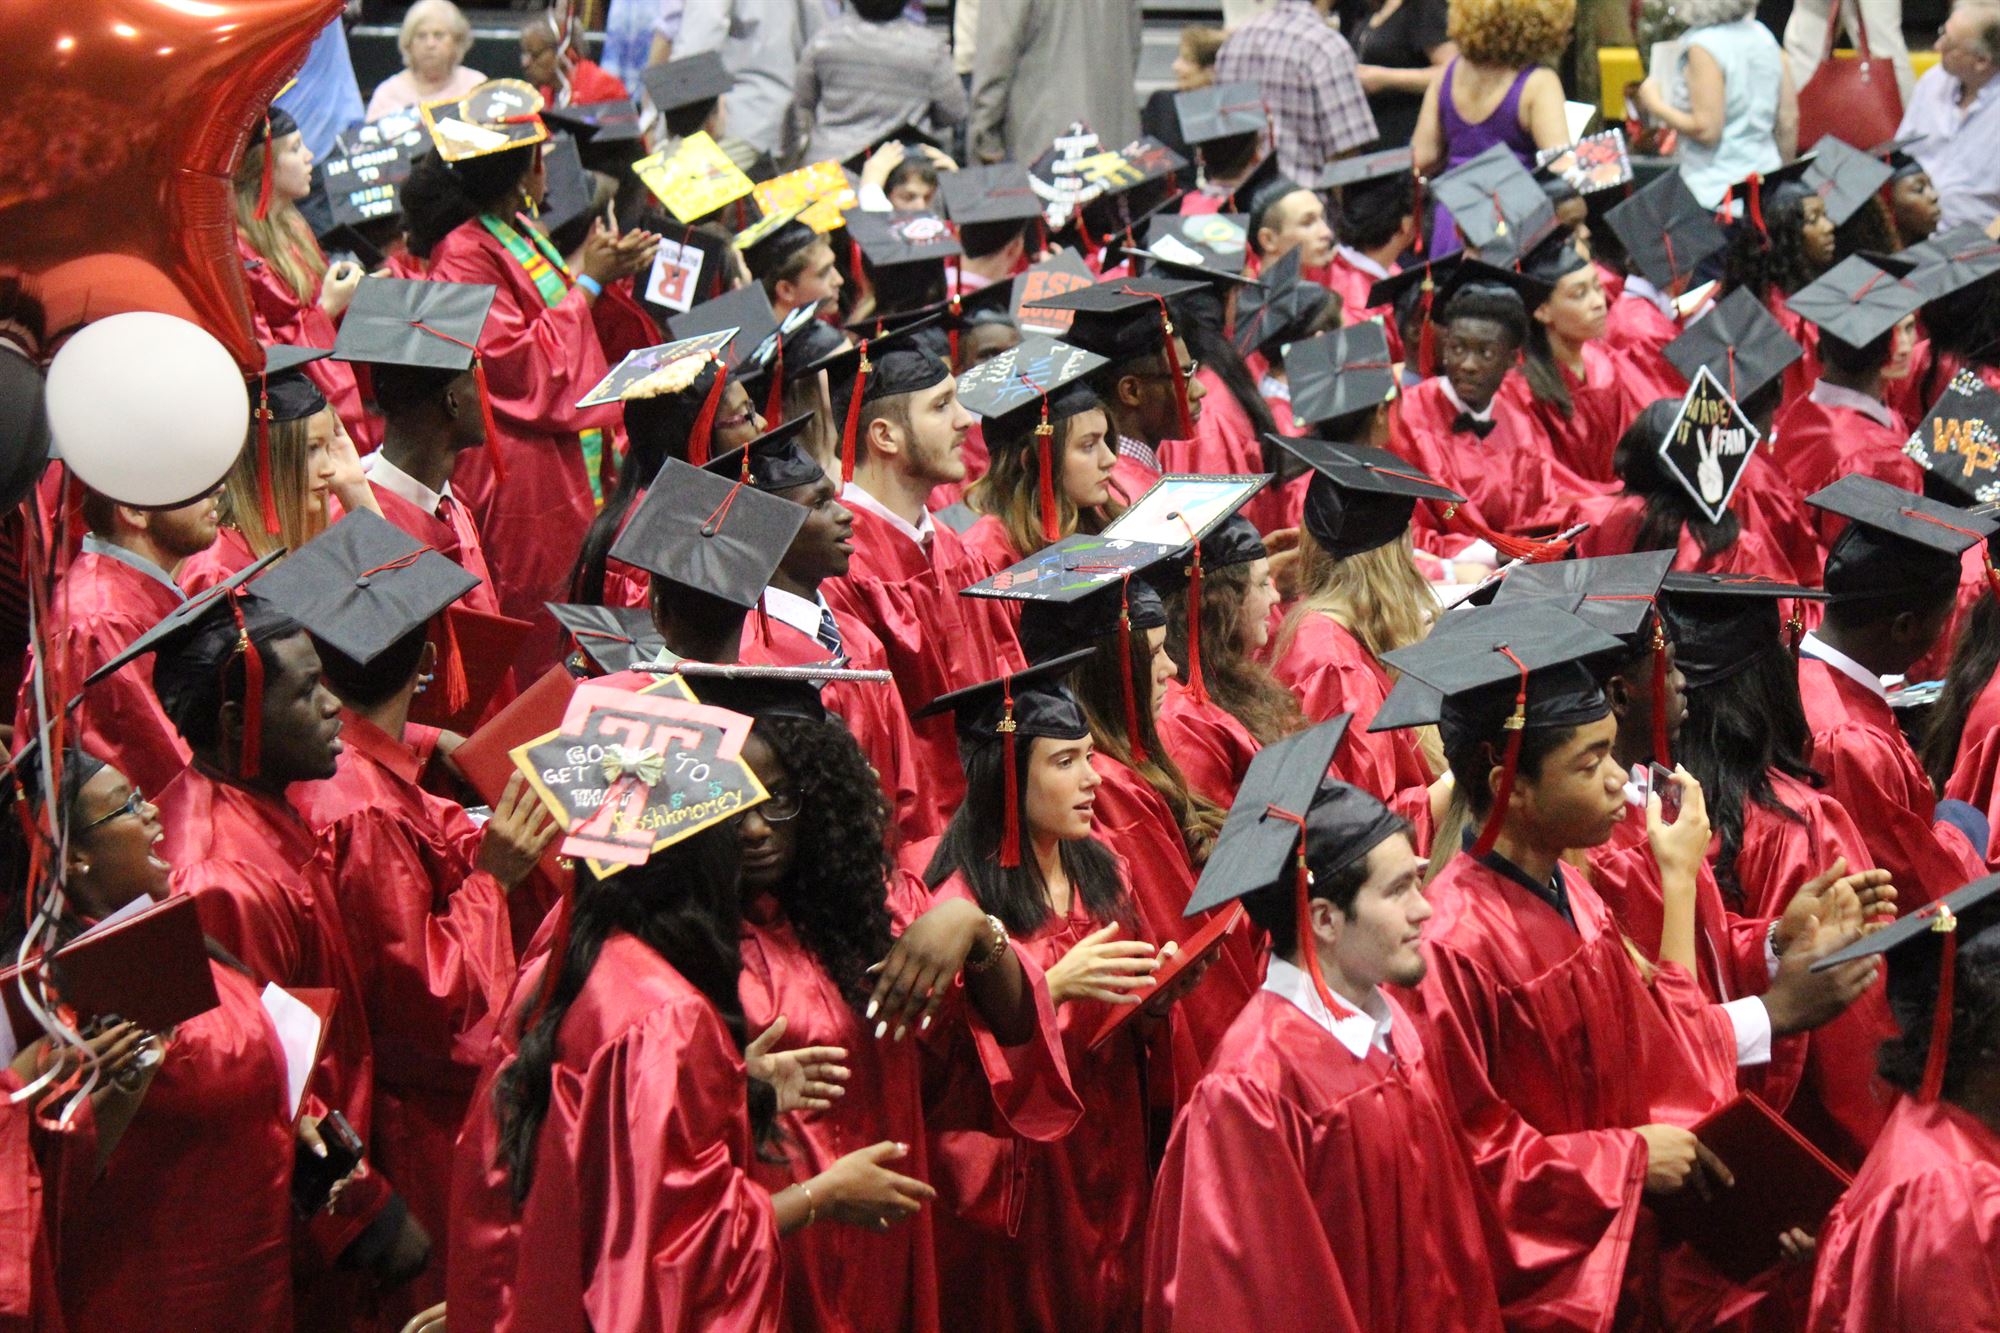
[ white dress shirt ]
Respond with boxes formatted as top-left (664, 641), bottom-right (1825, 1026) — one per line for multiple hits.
top-left (1261, 955), bottom-right (1394, 1059)
top-left (364, 452), bottom-right (451, 515)
top-left (840, 480), bottom-right (933, 550)
top-left (1808, 379), bottom-right (1894, 430)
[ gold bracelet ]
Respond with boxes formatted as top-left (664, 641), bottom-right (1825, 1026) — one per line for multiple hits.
top-left (798, 1179), bottom-right (816, 1227)
top-left (965, 913), bottom-right (1010, 974)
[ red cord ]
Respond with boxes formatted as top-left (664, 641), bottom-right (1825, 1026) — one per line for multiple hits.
top-left (1470, 646), bottom-right (1530, 859)
top-left (1920, 902), bottom-right (1959, 1103)
top-left (1264, 803), bottom-right (1360, 1021)
top-left (410, 320), bottom-right (506, 484)
top-left (686, 355), bottom-right (728, 467)
top-left (840, 339), bottom-right (871, 485)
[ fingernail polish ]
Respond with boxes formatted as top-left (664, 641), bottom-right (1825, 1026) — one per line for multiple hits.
top-left (893, 1024), bottom-right (907, 1041)
top-left (865, 999), bottom-right (878, 1019)
top-left (874, 1020), bottom-right (887, 1039)
top-left (920, 1014), bottom-right (932, 1031)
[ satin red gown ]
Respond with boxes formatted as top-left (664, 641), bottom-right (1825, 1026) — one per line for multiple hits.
top-left (1144, 989), bottom-right (1506, 1332)
top-left (1771, 393), bottom-right (1920, 548)
top-left (1497, 343), bottom-right (1647, 485)
top-left (736, 871), bottom-right (1081, 1332)
top-left (1154, 678), bottom-right (1259, 808)
top-left (448, 934), bottom-right (785, 1332)
top-left (14, 548), bottom-right (189, 801)
top-left (369, 483), bottom-right (502, 615)
top-left (175, 526), bottom-right (256, 598)
top-left (1807, 1096), bottom-right (2000, 1331)
top-left (0, 1069), bottom-right (66, 1333)
top-left (236, 233), bottom-right (379, 452)
top-left (1603, 295), bottom-right (1682, 396)
top-left (1388, 377), bottom-right (1607, 536)
top-left (1569, 493), bottom-right (1795, 576)
top-left (1946, 665), bottom-right (2000, 866)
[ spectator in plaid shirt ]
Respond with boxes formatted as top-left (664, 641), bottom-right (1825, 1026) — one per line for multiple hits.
top-left (1216, 0), bottom-right (1378, 182)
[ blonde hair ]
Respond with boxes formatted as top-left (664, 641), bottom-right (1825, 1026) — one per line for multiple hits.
top-left (1448, 0), bottom-right (1576, 67)
top-left (217, 412), bottom-right (331, 560)
top-left (1179, 26), bottom-right (1226, 68)
top-left (964, 408), bottom-right (1121, 560)
top-left (233, 138), bottom-right (328, 307)
top-left (400, 0), bottom-right (474, 65)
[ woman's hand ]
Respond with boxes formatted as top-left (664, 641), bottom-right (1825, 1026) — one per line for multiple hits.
top-left (811, 1141), bottom-right (936, 1230)
top-left (475, 772), bottom-right (563, 892)
top-left (1140, 945), bottom-right (1211, 1017)
top-left (325, 423), bottom-right (380, 519)
top-left (319, 260), bottom-right (364, 319)
top-left (865, 898), bottom-right (992, 1040)
top-left (746, 1016), bottom-right (850, 1114)
top-left (1045, 922), bottom-right (1159, 1007)
top-left (580, 216), bottom-right (660, 287)
top-left (1262, 526), bottom-right (1302, 600)
top-left (1775, 857), bottom-right (1896, 955)
top-left (1644, 765), bottom-right (1711, 891)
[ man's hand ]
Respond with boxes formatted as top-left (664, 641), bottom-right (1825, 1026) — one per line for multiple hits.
top-left (475, 772), bottom-right (562, 892)
top-left (1645, 765), bottom-right (1711, 890)
top-left (1635, 1123), bottom-right (1733, 1198)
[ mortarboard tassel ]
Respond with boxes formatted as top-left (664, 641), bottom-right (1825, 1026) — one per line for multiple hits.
top-left (254, 114), bottom-right (275, 222)
top-left (840, 339), bottom-right (872, 485)
top-left (435, 608), bottom-right (470, 718)
top-left (1416, 276), bottom-right (1438, 379)
top-left (1174, 511), bottom-right (1209, 705)
top-left (687, 354), bottom-right (729, 467)
top-left (1650, 616), bottom-right (1671, 768)
top-left (1785, 607), bottom-right (1806, 657)
top-left (1433, 498), bottom-right (1571, 564)
top-left (998, 676), bottom-right (1022, 869)
top-left (948, 293), bottom-right (962, 366)
top-left (1117, 574), bottom-right (1149, 766)
top-left (255, 368), bottom-right (281, 536)
top-left (409, 320), bottom-right (507, 485)
top-left (1265, 803), bottom-right (1360, 1022)
top-left (1125, 288), bottom-right (1194, 440)
top-left (1919, 901), bottom-right (1958, 1103)
top-left (1035, 395), bottom-right (1060, 543)
top-left (228, 594), bottom-right (265, 780)
top-left (1748, 174), bottom-right (1768, 243)
top-left (764, 335), bottom-right (787, 429)
top-left (1411, 173), bottom-right (1426, 256)
top-left (1471, 647), bottom-right (1530, 859)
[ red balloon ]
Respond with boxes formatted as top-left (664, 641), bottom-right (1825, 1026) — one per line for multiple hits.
top-left (0, 0), bottom-right (343, 369)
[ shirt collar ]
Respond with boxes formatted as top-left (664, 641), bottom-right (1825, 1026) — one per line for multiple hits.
top-left (1800, 630), bottom-right (1890, 701)
top-left (335, 709), bottom-right (424, 785)
top-left (1808, 378), bottom-right (1895, 429)
top-left (1463, 829), bottom-right (1576, 928)
top-left (1623, 274), bottom-right (1675, 318)
top-left (1117, 434), bottom-right (1161, 470)
top-left (761, 585), bottom-right (829, 637)
top-left (80, 534), bottom-right (183, 598)
top-left (364, 452), bottom-right (449, 514)
top-left (1258, 373), bottom-right (1290, 402)
top-left (840, 481), bottom-right (933, 549)
top-left (1261, 955), bottom-right (1393, 1059)
top-left (1334, 245), bottom-right (1391, 281)
top-left (1437, 377), bottom-right (1494, 424)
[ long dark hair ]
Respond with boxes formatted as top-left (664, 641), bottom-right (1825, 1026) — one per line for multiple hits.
top-left (1162, 563), bottom-right (1304, 745)
top-left (1922, 594), bottom-right (2000, 793)
top-left (1721, 192), bottom-right (1826, 303)
top-left (568, 387), bottom-right (707, 603)
top-left (494, 823), bottom-right (771, 1203)
top-left (964, 400), bottom-right (1122, 559)
top-left (1521, 315), bottom-right (1576, 418)
top-left (923, 736), bottom-right (1130, 939)
top-left (401, 145), bottom-right (538, 260)
top-left (1612, 398), bottom-right (1742, 560)
top-left (1674, 641), bottom-right (1820, 907)
top-left (1174, 289), bottom-right (1283, 468)
top-left (1877, 910), bottom-right (2000, 1102)
top-left (753, 715), bottom-right (896, 1012)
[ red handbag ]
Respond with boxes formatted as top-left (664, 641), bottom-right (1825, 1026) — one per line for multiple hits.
top-left (1796, 0), bottom-right (1904, 152)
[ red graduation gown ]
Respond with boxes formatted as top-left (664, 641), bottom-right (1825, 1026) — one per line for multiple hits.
top-left (1321, 250), bottom-right (1398, 338)
top-left (1143, 990), bottom-right (1506, 1332)
top-left (449, 934), bottom-right (784, 1333)
top-left (1767, 291), bottom-right (1823, 407)
top-left (0, 1070), bottom-right (67, 1333)
top-left (14, 548), bottom-right (189, 801)
top-left (1945, 664), bottom-right (2000, 865)
top-left (1388, 377), bottom-right (1606, 537)
top-left (236, 233), bottom-right (380, 453)
top-left (1156, 369), bottom-right (1299, 535)
top-left (288, 712), bottom-right (517, 1286)
top-left (958, 513), bottom-right (1023, 583)
top-left (1569, 492), bottom-right (1794, 575)
top-left (1771, 392), bottom-right (1920, 548)
top-left (175, 525), bottom-right (255, 598)
top-left (1394, 853), bottom-right (1739, 1330)
top-left (1797, 654), bottom-right (1986, 906)
top-left (1110, 449), bottom-right (1163, 507)
top-left (1154, 678), bottom-right (1259, 808)
top-left (736, 871), bottom-right (1081, 1333)
top-left (428, 219), bottom-right (623, 677)
top-left (1604, 294), bottom-right (1682, 395)
top-left (1806, 1096), bottom-right (2000, 1332)
top-left (1497, 343), bottom-right (1644, 485)
top-left (58, 961), bottom-right (295, 1333)
top-left (369, 482), bottom-right (502, 616)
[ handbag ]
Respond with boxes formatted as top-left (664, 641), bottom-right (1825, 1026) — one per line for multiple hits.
top-left (1795, 0), bottom-right (1904, 152)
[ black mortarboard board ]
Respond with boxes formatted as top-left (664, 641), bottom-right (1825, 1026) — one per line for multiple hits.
top-left (1284, 323), bottom-right (1398, 431)
top-left (1663, 288), bottom-right (1804, 403)
top-left (1603, 167), bottom-right (1728, 292)
top-left (1173, 82), bottom-right (1268, 147)
top-left (252, 345), bottom-right (331, 424)
top-left (1654, 367), bottom-right (1761, 524)
top-left (1023, 274), bottom-right (1204, 364)
top-left (955, 334), bottom-right (1108, 433)
top-left (1659, 571), bottom-right (1829, 690)
top-left (547, 603), bottom-right (667, 675)
top-left (1870, 133), bottom-right (1928, 180)
top-left (642, 51), bottom-right (733, 115)
top-left (537, 135), bottom-right (597, 238)
top-left (145, 561), bottom-right (303, 779)
top-left (1490, 550), bottom-right (1675, 645)
top-left (684, 663), bottom-right (858, 723)
top-left (1374, 601), bottom-right (1619, 732)
top-left (250, 105), bottom-right (299, 148)
top-left (1808, 474), bottom-right (2000, 602)
top-left (85, 549), bottom-right (286, 688)
top-left (1185, 716), bottom-right (1403, 916)
top-left (420, 78), bottom-right (549, 163)
top-left (1904, 369), bottom-right (2000, 505)
top-left (1440, 255), bottom-right (1556, 313)
top-left (332, 277), bottom-right (495, 371)
top-left (988, 541), bottom-right (1174, 663)
top-left (1274, 436), bottom-right (1461, 557)
top-left (846, 209), bottom-right (964, 270)
top-left (1803, 136), bottom-right (1894, 227)
top-left (813, 311), bottom-right (949, 401)
top-left (1231, 248), bottom-right (1332, 360)
top-left (1366, 254), bottom-right (1460, 311)
top-left (1788, 255), bottom-right (1924, 350)
top-left (1124, 213), bottom-right (1258, 287)
top-left (1430, 143), bottom-right (1555, 254)
top-left (1905, 224), bottom-right (2000, 302)
top-left (940, 164), bottom-right (1046, 227)
top-left (701, 414), bottom-right (824, 492)
top-left (737, 304), bottom-right (847, 410)
top-left (1316, 147), bottom-right (1415, 193)
top-left (839, 122), bottom-right (948, 174)
top-left (542, 100), bottom-right (645, 145)
top-left (252, 510), bottom-right (477, 667)
top-left (609, 457), bottom-right (809, 608)
top-left (1215, 153), bottom-right (1283, 214)
top-left (666, 283), bottom-right (779, 374)
top-left (315, 222), bottom-right (388, 274)
top-left (575, 329), bottom-right (741, 407)
top-left (947, 278), bottom-right (1019, 333)
top-left (734, 205), bottom-right (818, 279)
top-left (321, 140), bottom-right (408, 228)
top-left (1740, 154), bottom-right (1817, 207)
top-left (1519, 228), bottom-right (1593, 289)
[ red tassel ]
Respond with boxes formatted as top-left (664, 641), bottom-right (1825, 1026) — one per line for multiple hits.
top-left (1748, 174), bottom-right (1767, 242)
top-left (1130, 291), bottom-right (1195, 440)
top-left (1265, 803), bottom-right (1358, 1020)
top-left (1470, 648), bottom-right (1530, 859)
top-left (998, 678), bottom-right (1022, 869)
top-left (526, 889), bottom-right (575, 1027)
top-left (1034, 397), bottom-right (1060, 543)
top-left (436, 608), bottom-right (470, 718)
top-left (687, 355), bottom-right (728, 467)
top-left (229, 595), bottom-right (265, 780)
top-left (1650, 620), bottom-right (1671, 768)
top-left (254, 114), bottom-right (274, 222)
top-left (255, 369), bottom-right (281, 536)
top-left (1117, 576), bottom-right (1149, 766)
top-left (840, 339), bottom-right (871, 485)
top-left (1919, 908), bottom-right (1958, 1103)
top-left (1411, 172), bottom-right (1426, 256)
top-left (764, 336), bottom-right (786, 429)
top-left (1432, 499), bottom-right (1573, 564)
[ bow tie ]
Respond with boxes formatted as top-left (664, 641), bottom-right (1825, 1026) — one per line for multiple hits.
top-left (1452, 412), bottom-right (1496, 440)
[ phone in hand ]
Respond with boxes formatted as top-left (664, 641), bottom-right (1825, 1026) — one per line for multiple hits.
top-left (1648, 762), bottom-right (1682, 824)
top-left (292, 1109), bottom-right (364, 1217)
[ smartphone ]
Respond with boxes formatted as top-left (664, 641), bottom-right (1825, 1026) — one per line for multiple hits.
top-left (292, 1109), bottom-right (364, 1217)
top-left (1648, 762), bottom-right (1682, 824)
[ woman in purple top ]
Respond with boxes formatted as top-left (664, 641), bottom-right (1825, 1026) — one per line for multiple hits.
top-left (1412, 0), bottom-right (1573, 255)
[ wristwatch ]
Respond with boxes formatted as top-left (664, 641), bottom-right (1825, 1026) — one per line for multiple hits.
top-left (965, 913), bottom-right (1010, 973)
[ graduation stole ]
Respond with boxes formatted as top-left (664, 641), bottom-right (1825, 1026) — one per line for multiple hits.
top-left (479, 213), bottom-right (610, 505)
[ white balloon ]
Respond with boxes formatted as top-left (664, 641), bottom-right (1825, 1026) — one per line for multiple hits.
top-left (45, 312), bottom-right (248, 507)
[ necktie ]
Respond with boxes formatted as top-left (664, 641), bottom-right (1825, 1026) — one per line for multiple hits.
top-left (815, 603), bottom-right (843, 655)
top-left (1452, 412), bottom-right (1496, 439)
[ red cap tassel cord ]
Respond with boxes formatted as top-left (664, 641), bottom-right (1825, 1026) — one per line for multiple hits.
top-left (1264, 804), bottom-right (1361, 1022)
top-left (255, 370), bottom-right (281, 536)
top-left (998, 677), bottom-right (1023, 869)
top-left (1901, 508), bottom-right (2000, 604)
top-left (1919, 902), bottom-right (1959, 1103)
top-left (1125, 290), bottom-right (1195, 441)
top-left (228, 595), bottom-right (265, 780)
top-left (1433, 499), bottom-right (1573, 564)
top-left (686, 354), bottom-right (728, 467)
top-left (840, 339), bottom-right (872, 485)
top-left (410, 320), bottom-right (507, 485)
top-left (254, 114), bottom-right (275, 222)
top-left (1470, 647), bottom-right (1531, 859)
top-left (764, 335), bottom-right (787, 428)
top-left (1117, 574), bottom-right (1150, 765)
top-left (1175, 512), bottom-right (1209, 705)
top-left (1035, 397), bottom-right (1061, 543)
top-left (1650, 620), bottom-right (1671, 768)
top-left (1416, 278), bottom-right (1439, 379)
top-left (1748, 174), bottom-right (1767, 242)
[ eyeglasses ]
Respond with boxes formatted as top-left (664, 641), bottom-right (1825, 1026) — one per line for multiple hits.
top-left (1134, 358), bottom-right (1201, 382)
top-left (78, 788), bottom-right (146, 834)
top-left (757, 789), bottom-right (802, 823)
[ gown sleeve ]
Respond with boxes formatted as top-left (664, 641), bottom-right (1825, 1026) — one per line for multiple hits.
top-left (1818, 720), bottom-right (1988, 904)
top-left (1808, 1163), bottom-right (2000, 1333)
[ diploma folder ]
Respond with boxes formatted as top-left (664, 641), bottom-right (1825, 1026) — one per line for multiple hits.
top-left (0, 894), bottom-right (219, 1042)
top-left (1650, 1091), bottom-right (1853, 1282)
top-left (1087, 904), bottom-right (1245, 1053)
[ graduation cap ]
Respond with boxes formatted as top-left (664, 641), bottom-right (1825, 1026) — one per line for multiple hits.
top-left (1903, 369), bottom-right (2000, 506)
top-left (642, 50), bottom-right (734, 115)
top-left (575, 330), bottom-right (741, 468)
top-left (1231, 247), bottom-right (1332, 361)
top-left (954, 335), bottom-right (1108, 542)
top-left (845, 209), bottom-right (964, 269)
top-left (1534, 129), bottom-right (1635, 197)
top-left (331, 277), bottom-right (506, 480)
top-left (1807, 474), bottom-right (2000, 604)
top-left (87, 548), bottom-right (286, 690)
top-left (140, 552), bottom-right (295, 780)
top-left (1271, 436), bottom-right (1461, 557)
top-left (1663, 288), bottom-right (1804, 405)
top-left (1317, 147), bottom-right (1415, 194)
top-left (1366, 254), bottom-right (1460, 311)
top-left (1173, 81), bottom-right (1267, 148)
top-left (1439, 256), bottom-right (1555, 316)
top-left (1284, 323), bottom-right (1398, 433)
top-left (541, 99), bottom-right (644, 145)
top-left (321, 138), bottom-right (409, 229)
top-left (684, 664), bottom-right (859, 724)
top-left (1655, 366), bottom-right (1761, 531)
top-left (1375, 602), bottom-right (1621, 854)
top-left (668, 284), bottom-right (778, 381)
top-left (815, 314), bottom-right (952, 483)
top-left (1810, 871), bottom-right (2000, 1102)
top-left (633, 132), bottom-right (756, 224)
top-left (1072, 137), bottom-right (1188, 244)
top-left (1803, 136), bottom-right (1894, 227)
top-left (243, 345), bottom-right (331, 537)
top-left (733, 203), bottom-right (818, 278)
top-left (1519, 227), bottom-right (1593, 289)
top-left (609, 456), bottom-right (809, 609)
top-left (840, 122), bottom-right (948, 174)
top-left (1604, 168), bottom-right (1730, 292)
top-left (701, 414), bottom-right (824, 492)
top-left (1023, 274), bottom-right (1203, 434)
top-left (737, 303), bottom-right (845, 424)
top-left (1430, 143), bottom-right (1555, 255)
top-left (1788, 255), bottom-right (1924, 352)
top-left (1659, 572), bottom-right (1829, 690)
top-left (246, 104), bottom-right (300, 222)
top-left (420, 79), bottom-right (548, 163)
top-left (1905, 224), bottom-right (2000, 302)
top-left (939, 164), bottom-right (1046, 228)
top-left (1870, 132), bottom-right (1929, 180)
top-left (537, 134), bottom-right (598, 238)
top-left (1125, 213), bottom-right (1256, 286)
top-left (547, 603), bottom-right (667, 676)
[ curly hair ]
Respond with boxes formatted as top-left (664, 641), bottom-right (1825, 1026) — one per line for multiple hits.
top-left (964, 403), bottom-right (1121, 560)
top-left (1721, 192), bottom-right (1827, 302)
top-left (1162, 564), bottom-right (1305, 746)
top-left (753, 714), bottom-right (897, 1014)
top-left (1448, 0), bottom-right (1576, 67)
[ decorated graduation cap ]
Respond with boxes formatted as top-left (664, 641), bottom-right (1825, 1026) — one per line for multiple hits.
top-left (1663, 287), bottom-right (1804, 405)
top-left (1658, 571), bottom-right (1829, 689)
top-left (734, 204), bottom-right (818, 280)
top-left (332, 276), bottom-right (504, 478)
top-left (1376, 602), bottom-right (1622, 855)
top-left (610, 456), bottom-right (809, 609)
top-left (420, 78), bottom-right (548, 163)
top-left (955, 335), bottom-right (1109, 542)
top-left (1788, 254), bottom-right (1924, 353)
top-left (846, 209), bottom-right (964, 271)
top-left (245, 345), bottom-right (331, 537)
top-left (668, 282), bottom-right (779, 376)
top-left (1807, 474), bottom-right (2000, 605)
top-left (1657, 366), bottom-right (1760, 533)
top-left (818, 313), bottom-right (952, 483)
top-left (1603, 167), bottom-right (1728, 293)
top-left (1285, 322), bottom-right (1398, 433)
top-left (1124, 213), bottom-right (1256, 286)
top-left (140, 551), bottom-right (294, 781)
top-left (1071, 138), bottom-right (1189, 247)
top-left (1811, 871), bottom-right (2000, 1103)
top-left (642, 50), bottom-right (734, 115)
top-left (1803, 136), bottom-right (1894, 228)
top-left (1024, 274), bottom-right (1203, 436)
top-left (1231, 248), bottom-right (1331, 362)
top-left (576, 329), bottom-right (743, 465)
top-left (1903, 369), bottom-right (2000, 506)
top-left (701, 414), bottom-right (824, 492)
top-left (1271, 436), bottom-right (1462, 558)
top-left (736, 301), bottom-right (839, 424)
top-left (1431, 143), bottom-right (1555, 256)
top-left (940, 163), bottom-right (1046, 228)
top-left (547, 602), bottom-right (668, 675)
top-left (1109, 473), bottom-right (1264, 708)
top-left (1905, 224), bottom-right (2000, 302)
top-left (914, 648), bottom-right (1095, 867)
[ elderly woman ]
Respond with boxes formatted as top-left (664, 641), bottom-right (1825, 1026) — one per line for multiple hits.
top-left (1631, 0), bottom-right (1798, 209)
top-left (365, 0), bottom-right (487, 122)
